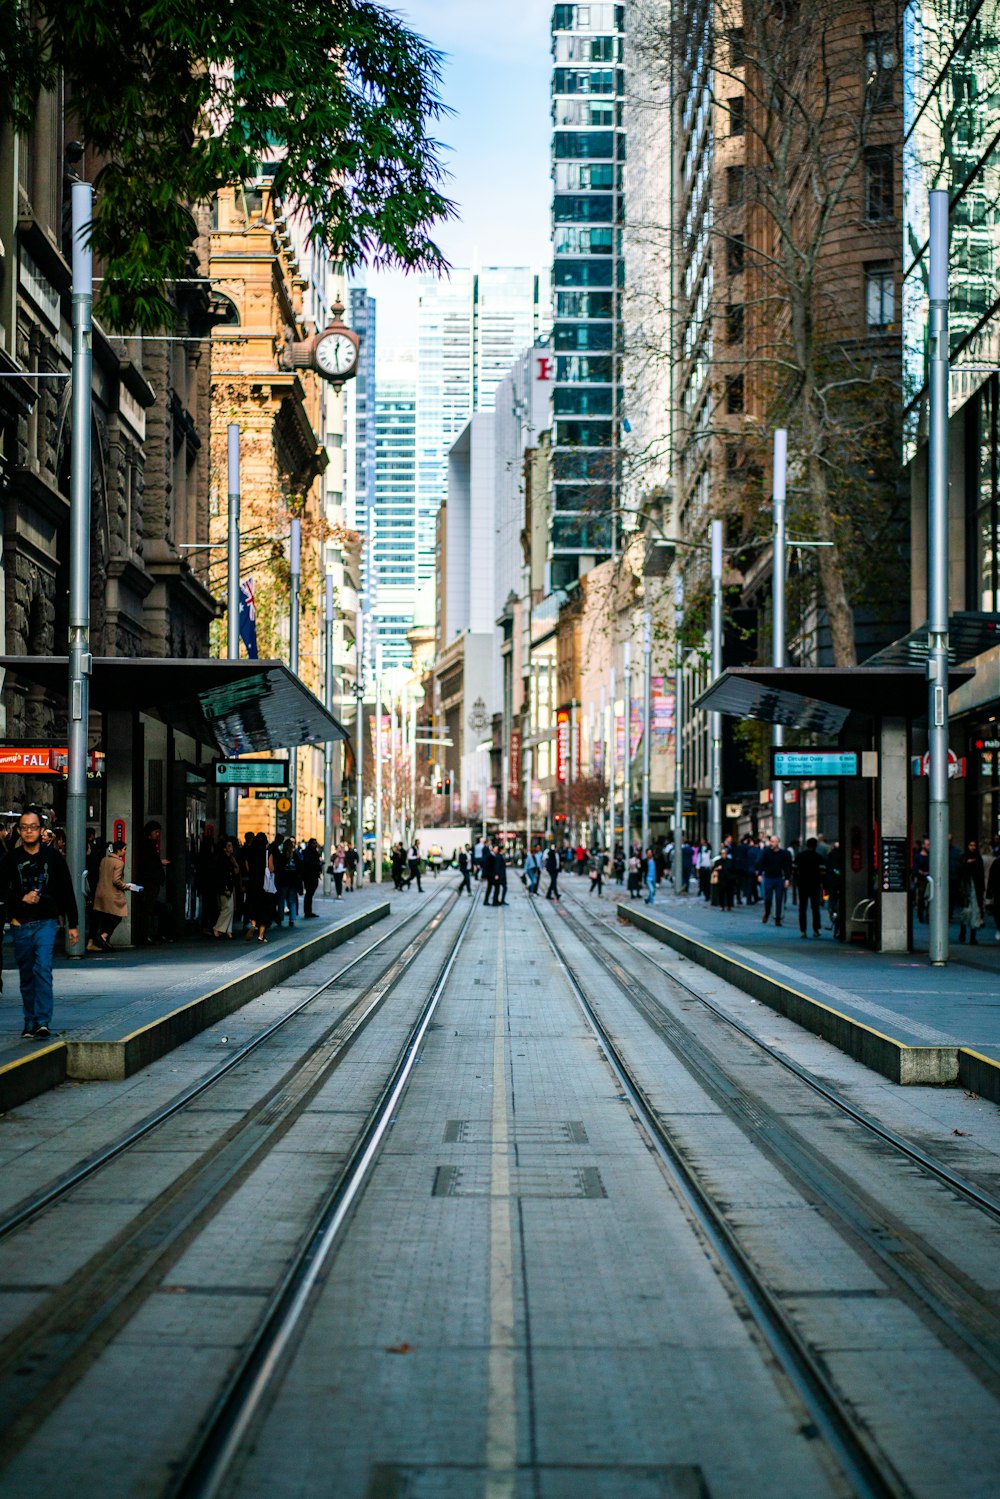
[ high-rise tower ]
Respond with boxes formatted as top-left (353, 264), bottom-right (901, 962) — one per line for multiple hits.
top-left (550, 1), bottom-right (626, 588)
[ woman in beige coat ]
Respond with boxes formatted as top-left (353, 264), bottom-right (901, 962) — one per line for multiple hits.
top-left (88, 841), bottom-right (128, 951)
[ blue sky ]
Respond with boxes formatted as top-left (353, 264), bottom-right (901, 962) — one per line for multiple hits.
top-left (365, 0), bottom-right (553, 356)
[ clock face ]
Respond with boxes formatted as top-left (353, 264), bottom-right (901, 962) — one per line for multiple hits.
top-left (315, 331), bottom-right (357, 378)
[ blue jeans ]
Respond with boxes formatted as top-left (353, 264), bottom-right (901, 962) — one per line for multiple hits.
top-left (13, 919), bottom-right (59, 1028)
top-left (278, 887), bottom-right (299, 924)
top-left (763, 877), bottom-right (786, 922)
top-left (646, 878), bottom-right (656, 904)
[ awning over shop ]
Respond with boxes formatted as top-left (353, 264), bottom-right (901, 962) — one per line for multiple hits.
top-left (861, 611), bottom-right (1000, 668)
top-left (693, 666), bottom-right (975, 733)
top-left (0, 658), bottom-right (347, 756)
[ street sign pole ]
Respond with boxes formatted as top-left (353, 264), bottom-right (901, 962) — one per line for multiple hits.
top-left (710, 518), bottom-right (723, 856)
top-left (374, 642), bottom-right (383, 883)
top-left (288, 516), bottom-right (301, 843)
top-left (622, 646), bottom-right (631, 853)
top-left (927, 189), bottom-right (951, 966)
top-left (323, 573), bottom-right (334, 896)
top-left (66, 181), bottom-right (93, 959)
top-left (226, 424), bottom-right (241, 839)
top-left (673, 575), bottom-right (685, 895)
top-left (641, 610), bottom-right (652, 855)
top-left (772, 429), bottom-right (788, 848)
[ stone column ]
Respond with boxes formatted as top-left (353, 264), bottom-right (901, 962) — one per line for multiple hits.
top-left (105, 709), bottom-right (137, 945)
top-left (877, 716), bottom-right (911, 954)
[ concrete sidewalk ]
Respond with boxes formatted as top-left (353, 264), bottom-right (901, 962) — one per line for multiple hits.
top-left (558, 875), bottom-right (1000, 1102)
top-left (0, 881), bottom-right (410, 1109)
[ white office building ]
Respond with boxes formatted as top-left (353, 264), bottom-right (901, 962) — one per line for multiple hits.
top-left (371, 359), bottom-right (418, 672)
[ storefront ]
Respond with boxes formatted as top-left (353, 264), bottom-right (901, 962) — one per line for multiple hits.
top-left (0, 656), bottom-right (347, 942)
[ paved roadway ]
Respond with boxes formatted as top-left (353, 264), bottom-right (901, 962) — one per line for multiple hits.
top-left (0, 872), bottom-right (998, 1497)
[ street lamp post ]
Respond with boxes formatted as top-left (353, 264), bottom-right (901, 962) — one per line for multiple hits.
top-left (771, 429), bottom-right (788, 849)
top-left (710, 518), bottom-right (724, 856)
top-left (355, 607), bottom-right (365, 866)
top-left (927, 189), bottom-right (951, 966)
top-left (373, 643), bottom-right (383, 883)
top-left (323, 574), bottom-right (335, 896)
top-left (608, 668), bottom-right (616, 852)
top-left (622, 644), bottom-right (632, 853)
top-left (289, 516), bottom-right (301, 841)
top-left (66, 181), bottom-right (93, 958)
top-left (673, 575), bottom-right (685, 895)
top-left (226, 426), bottom-right (241, 840)
top-left (641, 610), bottom-right (652, 854)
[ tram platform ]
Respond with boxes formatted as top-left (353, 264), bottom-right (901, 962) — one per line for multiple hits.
top-left (565, 876), bottom-right (1000, 1102)
top-left (0, 883), bottom-right (395, 1111)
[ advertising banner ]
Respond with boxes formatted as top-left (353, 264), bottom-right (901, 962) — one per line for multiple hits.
top-left (556, 709), bottom-right (570, 784)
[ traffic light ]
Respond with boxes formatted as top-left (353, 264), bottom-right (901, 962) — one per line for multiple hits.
top-left (443, 775), bottom-right (451, 795)
top-left (436, 780), bottom-right (443, 794)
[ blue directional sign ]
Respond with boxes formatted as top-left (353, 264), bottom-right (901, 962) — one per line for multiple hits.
top-left (770, 748), bottom-right (860, 779)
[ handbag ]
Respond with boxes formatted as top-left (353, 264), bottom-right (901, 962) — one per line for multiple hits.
top-left (263, 867), bottom-right (277, 895)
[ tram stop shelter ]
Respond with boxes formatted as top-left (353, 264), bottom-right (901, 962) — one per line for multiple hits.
top-left (0, 656), bottom-right (348, 944)
top-left (695, 664), bottom-right (974, 953)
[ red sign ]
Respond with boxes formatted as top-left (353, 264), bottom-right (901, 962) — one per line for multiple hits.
top-left (0, 747), bottom-right (104, 775)
top-left (536, 356), bottom-right (553, 381)
top-left (556, 709), bottom-right (570, 785)
top-left (509, 728), bottom-right (522, 798)
top-left (0, 747), bottom-right (61, 773)
top-left (113, 820), bottom-right (126, 846)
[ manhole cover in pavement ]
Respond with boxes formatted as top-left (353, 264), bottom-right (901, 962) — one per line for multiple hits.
top-left (432, 1164), bottom-right (606, 1199)
top-left (366, 1463), bottom-right (710, 1497)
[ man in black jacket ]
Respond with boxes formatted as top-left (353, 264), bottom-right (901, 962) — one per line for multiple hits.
top-left (480, 841), bottom-right (496, 906)
top-left (0, 810), bottom-right (79, 1038)
top-left (795, 837), bottom-right (826, 938)
top-left (758, 836), bottom-right (793, 926)
top-left (491, 842), bottom-right (508, 905)
top-left (458, 845), bottom-right (472, 895)
top-left (545, 845), bottom-right (561, 901)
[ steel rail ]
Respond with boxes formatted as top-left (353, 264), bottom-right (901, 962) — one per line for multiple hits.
top-left (603, 900), bottom-right (1000, 1225)
top-left (0, 887), bottom-right (454, 1243)
top-left (530, 896), bottom-right (908, 1499)
top-left (173, 886), bottom-right (481, 1499)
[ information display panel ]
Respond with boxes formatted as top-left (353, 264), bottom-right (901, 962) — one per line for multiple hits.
top-left (213, 759), bottom-right (289, 788)
top-left (769, 747), bottom-right (860, 780)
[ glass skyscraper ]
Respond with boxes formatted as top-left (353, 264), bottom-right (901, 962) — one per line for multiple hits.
top-left (550, 1), bottom-right (626, 587)
top-left (372, 365), bottom-right (418, 672)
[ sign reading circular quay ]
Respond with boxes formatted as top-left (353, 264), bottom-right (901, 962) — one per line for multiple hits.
top-left (769, 748), bottom-right (861, 779)
top-left (213, 760), bottom-right (289, 788)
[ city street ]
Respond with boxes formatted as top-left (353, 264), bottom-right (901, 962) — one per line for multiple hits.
top-left (1, 879), bottom-right (999, 1497)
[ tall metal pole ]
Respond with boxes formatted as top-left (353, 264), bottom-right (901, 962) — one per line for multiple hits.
top-left (524, 743), bottom-right (533, 849)
top-left (641, 610), bottom-right (652, 855)
top-left (226, 425), bottom-right (241, 839)
top-left (608, 667), bottom-right (616, 852)
top-left (355, 607), bottom-right (365, 867)
top-left (389, 693), bottom-right (397, 846)
top-left (323, 573), bottom-right (334, 896)
top-left (622, 643), bottom-right (632, 853)
top-left (66, 181), bottom-right (93, 958)
top-left (289, 515), bottom-right (301, 842)
top-left (373, 642), bottom-right (383, 883)
top-left (599, 686), bottom-right (605, 851)
top-left (409, 695), bottom-right (417, 844)
top-left (928, 189), bottom-right (951, 966)
top-left (710, 518), bottom-right (724, 855)
top-left (673, 574), bottom-right (685, 894)
top-left (771, 429), bottom-right (788, 849)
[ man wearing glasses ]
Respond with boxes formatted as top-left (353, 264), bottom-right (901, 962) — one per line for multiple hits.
top-left (0, 812), bottom-right (79, 1039)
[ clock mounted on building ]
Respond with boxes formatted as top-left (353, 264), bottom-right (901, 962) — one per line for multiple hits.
top-left (284, 298), bottom-right (359, 385)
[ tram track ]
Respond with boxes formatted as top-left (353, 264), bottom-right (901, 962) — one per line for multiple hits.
top-left (0, 884), bottom-right (477, 1470)
top-left (0, 885), bottom-right (453, 1242)
top-left (532, 890), bottom-right (1000, 1499)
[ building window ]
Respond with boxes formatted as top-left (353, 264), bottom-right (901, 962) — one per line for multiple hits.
top-left (726, 303), bottom-right (745, 343)
top-left (728, 28), bottom-right (746, 68)
top-left (726, 164), bottom-right (745, 206)
top-left (728, 95), bottom-right (745, 136)
top-left (864, 147), bottom-right (894, 221)
top-left (864, 33), bottom-right (896, 110)
top-left (725, 374), bottom-right (744, 413)
top-left (727, 235), bottom-right (746, 275)
top-left (864, 263), bottom-right (894, 331)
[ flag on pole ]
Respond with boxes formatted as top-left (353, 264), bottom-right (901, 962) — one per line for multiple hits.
top-left (239, 578), bottom-right (259, 659)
